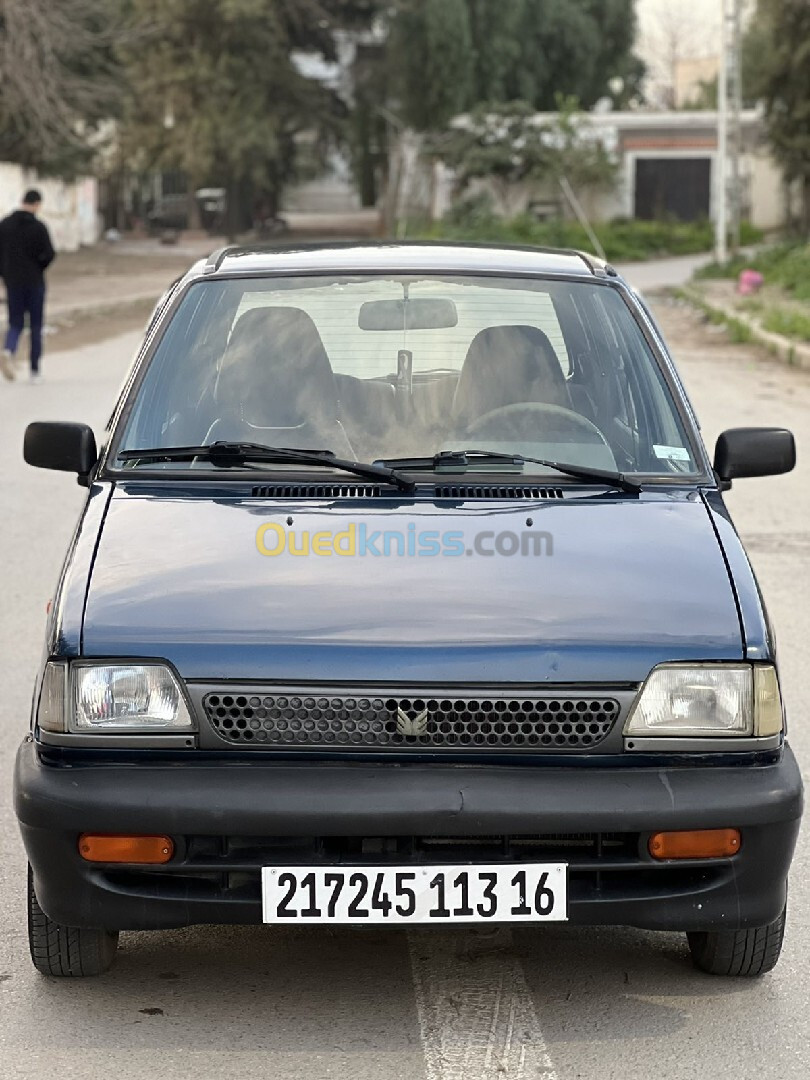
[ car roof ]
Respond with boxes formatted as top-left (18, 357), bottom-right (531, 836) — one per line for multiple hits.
top-left (185, 241), bottom-right (620, 282)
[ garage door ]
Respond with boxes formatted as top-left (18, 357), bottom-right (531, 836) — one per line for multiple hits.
top-left (634, 157), bottom-right (712, 221)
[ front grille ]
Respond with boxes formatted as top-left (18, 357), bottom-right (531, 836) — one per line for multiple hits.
top-left (203, 692), bottom-right (620, 751)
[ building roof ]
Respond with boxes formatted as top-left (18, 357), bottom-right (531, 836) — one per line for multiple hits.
top-left (539, 108), bottom-right (764, 132)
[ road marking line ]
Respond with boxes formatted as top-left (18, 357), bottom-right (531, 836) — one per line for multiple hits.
top-left (407, 929), bottom-right (558, 1080)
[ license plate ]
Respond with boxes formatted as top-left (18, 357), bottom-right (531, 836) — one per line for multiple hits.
top-left (262, 863), bottom-right (567, 924)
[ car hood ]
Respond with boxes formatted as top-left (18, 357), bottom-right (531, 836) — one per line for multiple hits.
top-left (82, 486), bottom-right (743, 683)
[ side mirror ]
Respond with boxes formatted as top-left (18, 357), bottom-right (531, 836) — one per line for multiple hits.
top-left (714, 427), bottom-right (796, 482)
top-left (24, 422), bottom-right (98, 480)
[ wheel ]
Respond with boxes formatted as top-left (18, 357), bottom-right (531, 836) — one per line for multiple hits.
top-left (27, 866), bottom-right (118, 977)
top-left (687, 906), bottom-right (786, 976)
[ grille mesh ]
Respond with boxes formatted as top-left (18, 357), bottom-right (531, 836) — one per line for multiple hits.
top-left (203, 693), bottom-right (619, 751)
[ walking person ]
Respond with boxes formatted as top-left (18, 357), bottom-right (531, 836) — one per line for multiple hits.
top-left (0, 190), bottom-right (56, 382)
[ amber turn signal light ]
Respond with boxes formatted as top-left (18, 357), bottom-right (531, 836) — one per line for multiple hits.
top-left (648, 828), bottom-right (740, 860)
top-left (78, 834), bottom-right (174, 864)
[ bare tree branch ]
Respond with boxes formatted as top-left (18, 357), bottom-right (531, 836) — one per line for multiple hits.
top-left (0, 0), bottom-right (123, 168)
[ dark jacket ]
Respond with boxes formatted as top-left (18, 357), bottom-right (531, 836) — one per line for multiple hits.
top-left (0, 210), bottom-right (56, 288)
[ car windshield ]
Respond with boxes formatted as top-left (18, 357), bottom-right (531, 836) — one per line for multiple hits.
top-left (113, 273), bottom-right (700, 477)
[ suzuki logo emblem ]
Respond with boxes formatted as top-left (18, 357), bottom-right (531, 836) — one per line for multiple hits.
top-left (396, 706), bottom-right (429, 737)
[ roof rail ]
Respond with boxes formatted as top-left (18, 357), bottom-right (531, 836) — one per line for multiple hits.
top-left (203, 246), bottom-right (240, 275)
top-left (573, 250), bottom-right (608, 276)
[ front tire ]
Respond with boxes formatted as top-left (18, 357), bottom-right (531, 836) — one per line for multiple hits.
top-left (27, 866), bottom-right (118, 976)
top-left (687, 906), bottom-right (786, 976)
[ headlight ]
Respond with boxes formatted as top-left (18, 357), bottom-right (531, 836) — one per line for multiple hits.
top-left (624, 664), bottom-right (783, 739)
top-left (71, 663), bottom-right (194, 733)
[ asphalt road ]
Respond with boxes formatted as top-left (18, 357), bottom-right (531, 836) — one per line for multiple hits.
top-left (0, 297), bottom-right (809, 1080)
top-left (614, 253), bottom-right (711, 292)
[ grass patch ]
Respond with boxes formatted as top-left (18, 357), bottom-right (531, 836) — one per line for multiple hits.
top-left (761, 307), bottom-right (810, 342)
top-left (414, 202), bottom-right (762, 262)
top-left (693, 255), bottom-right (749, 280)
top-left (695, 242), bottom-right (810, 300)
top-left (679, 287), bottom-right (755, 343)
top-left (726, 317), bottom-right (754, 344)
top-left (694, 240), bottom-right (810, 346)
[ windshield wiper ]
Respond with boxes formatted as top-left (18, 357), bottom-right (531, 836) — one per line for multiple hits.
top-left (117, 442), bottom-right (416, 492)
top-left (375, 449), bottom-right (642, 495)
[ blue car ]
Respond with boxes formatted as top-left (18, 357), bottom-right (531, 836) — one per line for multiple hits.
top-left (17, 243), bottom-right (801, 977)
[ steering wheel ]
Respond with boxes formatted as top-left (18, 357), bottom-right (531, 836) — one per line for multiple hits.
top-left (463, 402), bottom-right (612, 451)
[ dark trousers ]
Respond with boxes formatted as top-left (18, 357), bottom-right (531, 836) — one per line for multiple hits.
top-left (4, 284), bottom-right (46, 373)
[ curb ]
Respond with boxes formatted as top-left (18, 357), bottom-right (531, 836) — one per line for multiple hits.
top-left (679, 285), bottom-right (810, 372)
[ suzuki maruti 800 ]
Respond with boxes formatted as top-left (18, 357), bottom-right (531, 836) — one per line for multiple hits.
top-left (16, 244), bottom-right (802, 977)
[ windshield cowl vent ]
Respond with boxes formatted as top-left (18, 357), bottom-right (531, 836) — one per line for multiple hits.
top-left (435, 485), bottom-right (565, 500)
top-left (250, 483), bottom-right (567, 500)
top-left (251, 483), bottom-right (390, 499)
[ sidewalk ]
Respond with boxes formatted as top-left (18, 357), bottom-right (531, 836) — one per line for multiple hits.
top-left (613, 253), bottom-right (713, 293)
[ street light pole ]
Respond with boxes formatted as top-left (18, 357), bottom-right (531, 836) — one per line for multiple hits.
top-left (716, 0), bottom-right (729, 264)
top-left (729, 0), bottom-right (744, 254)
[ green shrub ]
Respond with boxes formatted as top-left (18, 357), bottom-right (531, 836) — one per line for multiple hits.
top-left (694, 255), bottom-right (749, 280)
top-left (739, 220), bottom-right (762, 246)
top-left (416, 212), bottom-right (760, 262)
top-left (695, 242), bottom-right (810, 298)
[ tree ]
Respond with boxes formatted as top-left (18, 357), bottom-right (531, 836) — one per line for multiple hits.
top-left (381, 0), bottom-right (642, 133)
top-left (120, 0), bottom-right (356, 234)
top-left (343, 0), bottom-right (640, 225)
top-left (463, 0), bottom-right (524, 106)
top-left (438, 98), bottom-right (618, 216)
top-left (745, 0), bottom-right (810, 234)
top-left (388, 0), bottom-right (474, 131)
top-left (0, 0), bottom-right (122, 173)
top-left (505, 0), bottom-right (643, 110)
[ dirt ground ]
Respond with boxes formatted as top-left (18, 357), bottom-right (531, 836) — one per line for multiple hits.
top-left (29, 245), bottom-right (199, 355)
top-left (44, 296), bottom-right (160, 353)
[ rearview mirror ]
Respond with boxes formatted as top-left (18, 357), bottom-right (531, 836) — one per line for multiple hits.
top-left (358, 298), bottom-right (458, 331)
top-left (24, 422), bottom-right (98, 479)
top-left (714, 427), bottom-right (795, 482)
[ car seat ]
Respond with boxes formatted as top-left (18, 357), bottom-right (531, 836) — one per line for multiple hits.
top-left (205, 306), bottom-right (354, 457)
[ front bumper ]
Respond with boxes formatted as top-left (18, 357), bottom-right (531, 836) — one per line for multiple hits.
top-left (15, 739), bottom-right (803, 933)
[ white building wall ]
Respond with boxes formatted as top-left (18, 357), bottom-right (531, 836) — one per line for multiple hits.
top-left (748, 151), bottom-right (786, 232)
top-left (0, 163), bottom-right (99, 251)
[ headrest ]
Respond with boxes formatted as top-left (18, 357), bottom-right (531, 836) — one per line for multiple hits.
top-left (452, 324), bottom-right (570, 425)
top-left (216, 306), bottom-right (337, 427)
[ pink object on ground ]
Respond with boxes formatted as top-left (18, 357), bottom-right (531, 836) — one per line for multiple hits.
top-left (737, 269), bottom-right (764, 295)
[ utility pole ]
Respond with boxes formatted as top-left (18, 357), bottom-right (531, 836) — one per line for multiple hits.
top-left (717, 0), bottom-right (744, 264)
top-left (716, 0), bottom-right (728, 264)
top-left (729, 0), bottom-right (744, 254)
